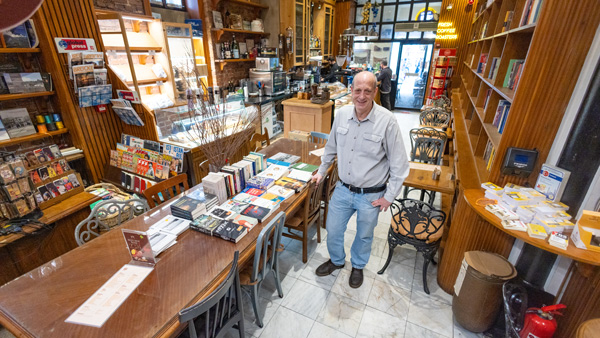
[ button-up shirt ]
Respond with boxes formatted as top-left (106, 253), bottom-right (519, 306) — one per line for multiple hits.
top-left (317, 102), bottom-right (410, 202)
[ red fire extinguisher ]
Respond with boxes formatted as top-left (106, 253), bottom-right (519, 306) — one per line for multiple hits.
top-left (520, 304), bottom-right (566, 338)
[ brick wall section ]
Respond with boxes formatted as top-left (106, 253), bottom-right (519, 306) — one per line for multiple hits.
top-left (94, 0), bottom-right (145, 15)
top-left (215, 62), bottom-right (254, 88)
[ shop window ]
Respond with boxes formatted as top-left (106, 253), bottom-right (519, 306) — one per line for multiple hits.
top-left (394, 31), bottom-right (407, 39)
top-left (151, 0), bottom-right (186, 10)
top-left (382, 5), bottom-right (396, 22)
top-left (423, 31), bottom-right (436, 39)
top-left (408, 31), bottom-right (422, 39)
top-left (396, 4), bottom-right (411, 22)
top-left (381, 24), bottom-right (394, 39)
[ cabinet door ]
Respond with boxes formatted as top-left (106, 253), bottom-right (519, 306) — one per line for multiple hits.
top-left (294, 0), bottom-right (305, 65)
top-left (324, 5), bottom-right (332, 56)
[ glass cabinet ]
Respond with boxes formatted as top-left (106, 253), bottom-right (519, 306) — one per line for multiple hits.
top-left (323, 4), bottom-right (334, 58)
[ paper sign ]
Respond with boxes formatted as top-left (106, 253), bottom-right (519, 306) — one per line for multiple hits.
top-left (163, 144), bottom-right (185, 160)
top-left (117, 90), bottom-right (141, 104)
top-left (54, 37), bottom-right (97, 53)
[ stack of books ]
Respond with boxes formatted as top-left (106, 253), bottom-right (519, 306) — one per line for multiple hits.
top-left (501, 191), bottom-right (531, 211)
top-left (274, 176), bottom-right (306, 193)
top-left (548, 231), bottom-right (569, 250)
top-left (527, 223), bottom-right (548, 239)
top-left (257, 164), bottom-right (289, 181)
top-left (202, 172), bottom-right (229, 204)
top-left (245, 176), bottom-right (275, 190)
top-left (501, 219), bottom-right (528, 232)
top-left (485, 204), bottom-right (519, 221)
top-left (170, 196), bottom-right (207, 221)
top-left (190, 215), bottom-right (248, 243)
top-left (267, 152), bottom-right (300, 166)
top-left (482, 182), bottom-right (504, 201)
top-left (148, 215), bottom-right (190, 237)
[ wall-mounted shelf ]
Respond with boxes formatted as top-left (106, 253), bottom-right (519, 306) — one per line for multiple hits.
top-left (0, 91), bottom-right (55, 102)
top-left (211, 28), bottom-right (269, 41)
top-left (0, 48), bottom-right (41, 54)
top-left (214, 58), bottom-right (256, 70)
top-left (127, 78), bottom-right (168, 86)
top-left (214, 0), bottom-right (269, 9)
top-left (0, 129), bottom-right (68, 148)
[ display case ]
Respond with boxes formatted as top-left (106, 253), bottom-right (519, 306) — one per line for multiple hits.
top-left (162, 22), bottom-right (198, 104)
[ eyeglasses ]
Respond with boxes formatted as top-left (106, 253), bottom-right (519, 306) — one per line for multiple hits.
top-left (353, 89), bottom-right (374, 95)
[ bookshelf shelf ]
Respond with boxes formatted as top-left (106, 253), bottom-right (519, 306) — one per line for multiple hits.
top-left (214, 0), bottom-right (269, 9)
top-left (0, 91), bottom-right (55, 101)
top-left (0, 129), bottom-right (68, 148)
top-left (0, 48), bottom-right (41, 53)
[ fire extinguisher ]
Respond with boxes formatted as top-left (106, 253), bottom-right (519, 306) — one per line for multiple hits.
top-left (520, 304), bottom-right (566, 338)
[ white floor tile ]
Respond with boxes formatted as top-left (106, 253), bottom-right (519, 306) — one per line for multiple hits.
top-left (298, 253), bottom-right (341, 291)
top-left (241, 294), bottom-right (281, 337)
top-left (331, 269), bottom-right (375, 304)
top-left (357, 307), bottom-right (407, 338)
top-left (375, 260), bottom-right (415, 291)
top-left (277, 249), bottom-right (308, 279)
top-left (307, 321), bottom-right (353, 338)
top-left (281, 280), bottom-right (329, 320)
top-left (316, 292), bottom-right (366, 337)
top-left (407, 291), bottom-right (453, 337)
top-left (341, 254), bottom-right (382, 280)
top-left (411, 268), bottom-right (452, 305)
top-left (258, 273), bottom-right (297, 305)
top-left (367, 279), bottom-right (411, 320)
top-left (404, 322), bottom-right (449, 338)
top-left (259, 306), bottom-right (314, 338)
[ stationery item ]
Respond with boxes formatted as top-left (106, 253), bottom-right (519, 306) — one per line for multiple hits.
top-left (527, 223), bottom-right (548, 239)
top-left (37, 123), bottom-right (48, 133)
top-left (0, 163), bottom-right (16, 184)
top-left (548, 231), bottom-right (569, 250)
top-left (47, 123), bottom-right (57, 132)
top-left (35, 115), bottom-right (46, 124)
top-left (38, 186), bottom-right (52, 201)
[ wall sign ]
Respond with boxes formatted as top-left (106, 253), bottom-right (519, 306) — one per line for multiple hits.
top-left (54, 37), bottom-right (97, 53)
top-left (436, 22), bottom-right (458, 40)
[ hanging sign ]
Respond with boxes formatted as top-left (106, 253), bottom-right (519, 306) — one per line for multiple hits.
top-left (117, 90), bottom-right (142, 104)
top-left (54, 37), bottom-right (97, 53)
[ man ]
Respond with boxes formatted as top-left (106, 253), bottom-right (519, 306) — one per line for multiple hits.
top-left (312, 71), bottom-right (409, 288)
top-left (377, 60), bottom-right (393, 111)
top-left (321, 58), bottom-right (341, 83)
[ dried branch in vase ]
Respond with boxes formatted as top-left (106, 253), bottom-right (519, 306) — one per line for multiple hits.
top-left (173, 55), bottom-right (261, 171)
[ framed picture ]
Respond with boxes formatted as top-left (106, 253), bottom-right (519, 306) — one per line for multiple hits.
top-left (212, 11), bottom-right (223, 29)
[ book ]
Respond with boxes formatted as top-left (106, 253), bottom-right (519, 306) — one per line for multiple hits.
top-left (2, 24), bottom-right (31, 48)
top-left (548, 231), bottom-right (568, 250)
top-left (212, 11), bottom-right (224, 29)
top-left (527, 223), bottom-right (548, 239)
top-left (501, 219), bottom-right (528, 232)
top-left (241, 187), bottom-right (265, 197)
top-left (257, 164), bottom-right (289, 180)
top-left (170, 196), bottom-right (207, 220)
top-left (492, 100), bottom-right (510, 127)
top-left (241, 204), bottom-right (273, 222)
top-left (267, 152), bottom-right (300, 166)
top-left (190, 214), bottom-right (222, 235)
top-left (267, 185), bottom-right (295, 199)
top-left (498, 104), bottom-right (511, 134)
top-left (503, 59), bottom-right (525, 88)
top-left (290, 162), bottom-right (320, 173)
top-left (534, 164), bottom-right (570, 202)
top-left (229, 214), bottom-right (259, 231)
top-left (259, 192), bottom-right (285, 205)
top-left (245, 176), bottom-right (275, 190)
top-left (482, 89), bottom-right (493, 111)
top-left (232, 192), bottom-right (258, 204)
top-left (2, 73), bottom-right (46, 94)
top-left (149, 215), bottom-right (190, 236)
top-left (502, 11), bottom-right (514, 32)
top-left (520, 0), bottom-right (534, 26)
top-left (0, 108), bottom-right (36, 138)
top-left (481, 182), bottom-right (504, 194)
top-left (209, 207), bottom-right (235, 220)
top-left (220, 200), bottom-right (249, 214)
top-left (286, 169), bottom-right (314, 183)
top-left (274, 176), bottom-right (306, 193)
top-left (213, 220), bottom-right (248, 243)
top-left (477, 53), bottom-right (488, 74)
top-left (0, 119), bottom-right (10, 141)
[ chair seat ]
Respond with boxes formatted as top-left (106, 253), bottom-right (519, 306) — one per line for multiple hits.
top-left (391, 214), bottom-right (444, 244)
top-left (239, 246), bottom-right (273, 285)
top-left (285, 215), bottom-right (303, 228)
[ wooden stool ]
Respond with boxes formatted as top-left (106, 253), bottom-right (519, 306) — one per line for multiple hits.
top-left (577, 318), bottom-right (600, 338)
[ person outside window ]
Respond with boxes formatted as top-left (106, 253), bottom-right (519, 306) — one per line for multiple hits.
top-left (376, 61), bottom-right (393, 111)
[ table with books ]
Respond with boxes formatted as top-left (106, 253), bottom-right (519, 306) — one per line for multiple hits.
top-left (0, 139), bottom-right (329, 338)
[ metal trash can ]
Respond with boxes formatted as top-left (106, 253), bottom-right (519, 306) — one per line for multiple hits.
top-left (452, 251), bottom-right (517, 333)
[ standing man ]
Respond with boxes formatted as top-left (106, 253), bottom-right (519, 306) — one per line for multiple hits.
top-left (312, 71), bottom-right (409, 288)
top-left (321, 57), bottom-right (341, 83)
top-left (377, 60), bottom-right (393, 111)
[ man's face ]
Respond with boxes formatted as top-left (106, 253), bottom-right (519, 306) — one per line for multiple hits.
top-left (352, 76), bottom-right (377, 114)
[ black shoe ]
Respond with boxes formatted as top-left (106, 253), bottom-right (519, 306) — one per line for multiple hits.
top-left (316, 260), bottom-right (344, 277)
top-left (349, 268), bottom-right (363, 288)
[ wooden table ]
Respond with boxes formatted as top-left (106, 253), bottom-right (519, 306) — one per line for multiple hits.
top-left (0, 139), bottom-right (323, 338)
top-left (406, 162), bottom-right (455, 195)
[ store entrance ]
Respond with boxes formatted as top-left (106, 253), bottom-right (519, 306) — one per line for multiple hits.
top-left (394, 43), bottom-right (433, 110)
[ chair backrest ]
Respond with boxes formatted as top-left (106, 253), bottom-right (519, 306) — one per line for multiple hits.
top-left (305, 179), bottom-right (326, 221)
top-left (503, 283), bottom-right (528, 338)
top-left (143, 173), bottom-right (189, 208)
top-left (250, 211), bottom-right (286, 283)
top-left (390, 198), bottom-right (446, 244)
top-left (310, 131), bottom-right (329, 146)
top-left (249, 127), bottom-right (271, 152)
top-left (419, 110), bottom-right (450, 127)
top-left (74, 198), bottom-right (150, 246)
top-left (432, 95), bottom-right (451, 109)
top-left (179, 251), bottom-right (243, 338)
top-left (409, 127), bottom-right (447, 165)
top-left (323, 159), bottom-right (339, 201)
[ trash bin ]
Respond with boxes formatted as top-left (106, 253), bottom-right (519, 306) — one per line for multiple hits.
top-left (452, 251), bottom-right (517, 333)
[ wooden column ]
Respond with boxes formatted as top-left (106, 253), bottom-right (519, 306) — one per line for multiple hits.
top-left (332, 0), bottom-right (355, 58)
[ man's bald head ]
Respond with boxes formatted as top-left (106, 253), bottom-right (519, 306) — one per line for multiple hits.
top-left (353, 71), bottom-right (377, 90)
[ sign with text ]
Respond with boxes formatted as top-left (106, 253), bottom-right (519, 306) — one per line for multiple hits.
top-left (117, 90), bottom-right (141, 104)
top-left (54, 37), bottom-right (97, 53)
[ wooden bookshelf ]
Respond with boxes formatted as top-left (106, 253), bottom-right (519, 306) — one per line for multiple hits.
top-left (214, 0), bottom-right (269, 9)
top-left (0, 48), bottom-right (41, 53)
top-left (0, 91), bottom-right (55, 101)
top-left (0, 129), bottom-right (68, 148)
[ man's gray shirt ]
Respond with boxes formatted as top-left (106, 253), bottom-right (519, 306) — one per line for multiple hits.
top-left (317, 103), bottom-right (410, 203)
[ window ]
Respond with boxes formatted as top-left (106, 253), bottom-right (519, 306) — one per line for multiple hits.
top-left (151, 0), bottom-right (186, 10)
top-left (396, 4), bottom-right (412, 22)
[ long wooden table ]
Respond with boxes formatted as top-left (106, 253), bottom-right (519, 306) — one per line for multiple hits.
top-left (0, 139), bottom-right (455, 337)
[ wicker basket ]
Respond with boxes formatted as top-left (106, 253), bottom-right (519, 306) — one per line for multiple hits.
top-left (84, 183), bottom-right (136, 228)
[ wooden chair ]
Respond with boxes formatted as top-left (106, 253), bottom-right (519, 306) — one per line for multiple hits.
top-left (239, 212), bottom-right (286, 328)
top-left (309, 131), bottom-right (329, 146)
top-left (143, 173), bottom-right (189, 208)
top-left (249, 127), bottom-right (270, 152)
top-left (178, 251), bottom-right (245, 338)
top-left (74, 199), bottom-right (149, 246)
top-left (283, 179), bottom-right (325, 263)
top-left (321, 159), bottom-right (338, 229)
top-left (378, 199), bottom-right (446, 294)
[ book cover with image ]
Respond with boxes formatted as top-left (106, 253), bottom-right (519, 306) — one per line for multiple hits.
top-left (2, 24), bottom-right (31, 48)
top-left (54, 179), bottom-right (67, 194)
top-left (2, 73), bottom-right (45, 94)
top-left (45, 182), bottom-right (60, 198)
top-left (0, 108), bottom-right (36, 138)
top-left (63, 177), bottom-right (74, 191)
top-left (37, 167), bottom-right (49, 181)
top-left (0, 118), bottom-right (10, 141)
top-left (68, 173), bottom-right (80, 188)
top-left (38, 185), bottom-right (52, 201)
top-left (34, 148), bottom-right (48, 163)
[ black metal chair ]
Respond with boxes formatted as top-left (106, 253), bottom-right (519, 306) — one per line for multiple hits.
top-left (503, 283), bottom-right (528, 338)
top-left (404, 127), bottom-right (447, 205)
top-left (378, 199), bottom-right (446, 294)
top-left (419, 110), bottom-right (451, 127)
top-left (178, 251), bottom-right (245, 338)
top-left (239, 212), bottom-right (286, 328)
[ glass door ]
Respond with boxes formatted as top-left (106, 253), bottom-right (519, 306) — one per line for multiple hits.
top-left (394, 43), bottom-right (433, 110)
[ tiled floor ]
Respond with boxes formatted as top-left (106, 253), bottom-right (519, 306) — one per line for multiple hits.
top-left (0, 111), bottom-right (482, 338)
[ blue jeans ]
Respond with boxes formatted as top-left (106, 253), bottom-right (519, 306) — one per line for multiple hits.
top-left (326, 182), bottom-right (385, 269)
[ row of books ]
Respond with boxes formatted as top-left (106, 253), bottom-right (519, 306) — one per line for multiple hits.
top-left (493, 100), bottom-right (511, 134)
top-left (501, 11), bottom-right (515, 33)
top-left (482, 140), bottom-right (496, 172)
top-left (520, 0), bottom-right (544, 27)
top-left (503, 59), bottom-right (525, 91)
top-left (487, 57), bottom-right (500, 81)
top-left (120, 171), bottom-right (158, 194)
top-left (477, 53), bottom-right (488, 74)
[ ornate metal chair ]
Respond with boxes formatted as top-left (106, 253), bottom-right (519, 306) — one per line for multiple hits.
top-left (309, 131), bottom-right (329, 146)
top-left (283, 179), bottom-right (325, 263)
top-left (239, 212), bottom-right (286, 328)
top-left (321, 159), bottom-right (338, 229)
top-left (378, 199), bottom-right (446, 294)
top-left (143, 173), bottom-right (189, 208)
top-left (405, 127), bottom-right (447, 204)
top-left (74, 198), bottom-right (149, 246)
top-left (432, 95), bottom-right (451, 112)
top-left (503, 283), bottom-right (528, 338)
top-left (178, 251), bottom-right (245, 338)
top-left (419, 110), bottom-right (451, 128)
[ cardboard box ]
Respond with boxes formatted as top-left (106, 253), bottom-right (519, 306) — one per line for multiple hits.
top-left (571, 210), bottom-right (600, 252)
top-left (288, 130), bottom-right (311, 142)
